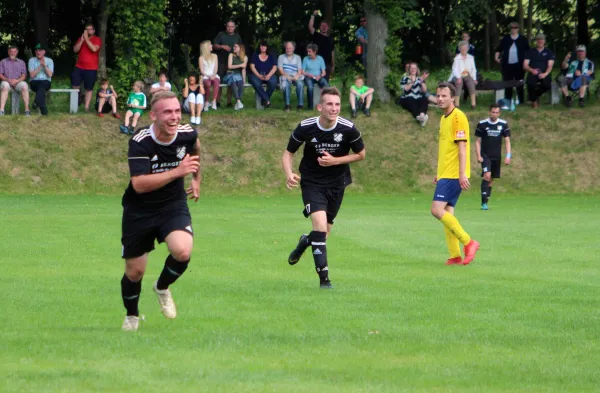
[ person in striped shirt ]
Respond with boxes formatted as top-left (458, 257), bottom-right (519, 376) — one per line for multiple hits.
top-left (277, 41), bottom-right (305, 111)
top-left (397, 62), bottom-right (430, 127)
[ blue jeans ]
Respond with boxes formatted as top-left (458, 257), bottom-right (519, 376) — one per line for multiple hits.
top-left (305, 77), bottom-right (329, 109)
top-left (249, 73), bottom-right (277, 103)
top-left (283, 79), bottom-right (304, 106)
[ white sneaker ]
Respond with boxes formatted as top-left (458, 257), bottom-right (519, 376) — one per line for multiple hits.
top-left (153, 282), bottom-right (177, 319)
top-left (203, 104), bottom-right (209, 112)
top-left (193, 116), bottom-right (199, 124)
top-left (211, 101), bottom-right (217, 110)
top-left (122, 315), bottom-right (139, 332)
top-left (422, 114), bottom-right (429, 127)
top-left (234, 102), bottom-right (240, 111)
top-left (416, 114), bottom-right (424, 122)
top-left (196, 117), bottom-right (202, 125)
top-left (238, 101), bottom-right (244, 110)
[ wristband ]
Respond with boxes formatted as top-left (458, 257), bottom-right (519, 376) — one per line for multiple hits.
top-left (506, 153), bottom-right (512, 159)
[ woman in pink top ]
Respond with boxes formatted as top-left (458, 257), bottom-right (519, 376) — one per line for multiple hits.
top-left (199, 40), bottom-right (220, 111)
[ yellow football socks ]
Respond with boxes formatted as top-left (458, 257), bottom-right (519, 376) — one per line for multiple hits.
top-left (440, 212), bottom-right (471, 245)
top-left (444, 226), bottom-right (462, 258)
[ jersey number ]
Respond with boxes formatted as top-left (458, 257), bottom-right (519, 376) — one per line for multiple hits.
top-left (305, 204), bottom-right (311, 213)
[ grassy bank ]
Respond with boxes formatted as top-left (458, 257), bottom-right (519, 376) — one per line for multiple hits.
top-left (0, 97), bottom-right (598, 195)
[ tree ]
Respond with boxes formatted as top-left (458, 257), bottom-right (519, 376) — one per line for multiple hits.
top-left (576, 0), bottom-right (589, 45)
top-left (433, 0), bottom-right (446, 66)
top-left (364, 0), bottom-right (390, 102)
top-left (32, 0), bottom-right (51, 47)
top-left (527, 0), bottom-right (533, 40)
top-left (96, 0), bottom-right (109, 79)
top-left (517, 0), bottom-right (524, 30)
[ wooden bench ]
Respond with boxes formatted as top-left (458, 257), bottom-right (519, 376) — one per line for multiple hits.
top-left (11, 88), bottom-right (80, 114)
top-left (218, 82), bottom-right (321, 110)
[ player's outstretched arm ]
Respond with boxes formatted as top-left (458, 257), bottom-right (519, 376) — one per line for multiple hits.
top-left (317, 149), bottom-right (365, 167)
top-left (282, 150), bottom-right (300, 189)
top-left (131, 154), bottom-right (200, 194)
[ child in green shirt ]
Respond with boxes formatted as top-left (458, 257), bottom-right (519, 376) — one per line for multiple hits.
top-left (120, 81), bottom-right (147, 135)
top-left (349, 75), bottom-right (374, 118)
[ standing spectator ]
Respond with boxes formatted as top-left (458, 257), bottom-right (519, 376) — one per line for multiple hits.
top-left (226, 43), bottom-right (247, 111)
top-left (523, 33), bottom-right (555, 109)
top-left (213, 21), bottom-right (242, 107)
top-left (349, 74), bottom-right (374, 118)
top-left (302, 44), bottom-right (329, 110)
top-left (308, 10), bottom-right (335, 79)
top-left (355, 16), bottom-right (368, 70)
top-left (249, 41), bottom-right (278, 108)
top-left (398, 63), bottom-right (430, 126)
top-left (150, 71), bottom-right (172, 95)
top-left (559, 46), bottom-right (594, 107)
top-left (449, 41), bottom-right (478, 108)
top-left (455, 32), bottom-right (475, 56)
top-left (0, 45), bottom-right (30, 116)
top-left (71, 22), bottom-right (102, 112)
top-left (278, 41), bottom-right (304, 112)
top-left (495, 22), bottom-right (530, 104)
top-left (28, 43), bottom-right (53, 116)
top-left (182, 74), bottom-right (205, 125)
top-left (95, 78), bottom-right (120, 118)
top-left (199, 40), bottom-right (220, 111)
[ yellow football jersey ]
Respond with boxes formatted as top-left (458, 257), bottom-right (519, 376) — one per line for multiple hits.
top-left (437, 108), bottom-right (470, 179)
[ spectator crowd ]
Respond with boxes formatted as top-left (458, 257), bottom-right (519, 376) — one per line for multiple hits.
top-left (0, 15), bottom-right (596, 129)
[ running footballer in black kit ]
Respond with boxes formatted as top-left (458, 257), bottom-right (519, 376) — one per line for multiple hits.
top-left (120, 91), bottom-right (201, 332)
top-left (475, 103), bottom-right (512, 210)
top-left (282, 87), bottom-right (366, 288)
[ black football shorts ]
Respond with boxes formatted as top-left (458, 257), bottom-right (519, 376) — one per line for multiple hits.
top-left (121, 202), bottom-right (193, 259)
top-left (301, 185), bottom-right (345, 224)
top-left (481, 156), bottom-right (501, 178)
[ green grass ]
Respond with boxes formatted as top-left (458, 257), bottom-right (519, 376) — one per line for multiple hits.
top-left (1, 194), bottom-right (599, 392)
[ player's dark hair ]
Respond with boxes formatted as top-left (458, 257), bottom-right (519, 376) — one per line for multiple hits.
top-left (489, 103), bottom-right (501, 111)
top-left (437, 82), bottom-right (456, 97)
top-left (7, 45), bottom-right (18, 50)
top-left (100, 78), bottom-right (109, 85)
top-left (158, 70), bottom-right (168, 78)
top-left (84, 22), bottom-right (95, 29)
top-left (320, 87), bottom-right (341, 99)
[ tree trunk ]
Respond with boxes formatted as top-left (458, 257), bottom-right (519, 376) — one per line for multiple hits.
top-left (576, 0), bottom-right (589, 45)
top-left (32, 0), bottom-right (51, 47)
top-left (517, 0), bottom-right (524, 31)
top-left (433, 0), bottom-right (447, 66)
top-left (97, 0), bottom-right (109, 79)
top-left (489, 6), bottom-right (499, 51)
top-left (364, 0), bottom-right (390, 102)
top-left (322, 0), bottom-right (333, 29)
top-left (484, 17), bottom-right (490, 71)
top-left (527, 0), bottom-right (533, 41)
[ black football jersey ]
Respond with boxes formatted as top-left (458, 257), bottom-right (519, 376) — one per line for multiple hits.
top-left (286, 116), bottom-right (365, 187)
top-left (475, 118), bottom-right (511, 159)
top-left (122, 124), bottom-right (198, 209)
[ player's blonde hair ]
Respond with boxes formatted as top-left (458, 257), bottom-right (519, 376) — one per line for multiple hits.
top-left (150, 91), bottom-right (178, 108)
top-left (133, 80), bottom-right (144, 90)
top-left (200, 40), bottom-right (217, 67)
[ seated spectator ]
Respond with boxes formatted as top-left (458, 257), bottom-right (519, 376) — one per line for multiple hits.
top-left (398, 63), bottom-right (430, 126)
top-left (455, 32), bottom-right (475, 56)
top-left (95, 78), bottom-right (120, 118)
top-left (302, 44), bottom-right (329, 109)
top-left (349, 75), bottom-right (374, 118)
top-left (150, 70), bottom-right (172, 94)
top-left (225, 43), bottom-right (248, 111)
top-left (199, 40), bottom-right (220, 111)
top-left (0, 45), bottom-right (30, 116)
top-left (249, 41), bottom-right (278, 108)
top-left (182, 73), bottom-right (205, 125)
top-left (278, 41), bottom-right (304, 111)
top-left (449, 41), bottom-right (478, 108)
top-left (28, 43), bottom-right (53, 116)
top-left (120, 81), bottom-right (147, 135)
top-left (559, 45), bottom-right (594, 107)
top-left (523, 33), bottom-right (555, 109)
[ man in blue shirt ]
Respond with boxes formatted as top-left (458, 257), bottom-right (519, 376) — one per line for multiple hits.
top-left (28, 43), bottom-right (54, 115)
top-left (302, 44), bottom-right (329, 109)
top-left (355, 17), bottom-right (368, 70)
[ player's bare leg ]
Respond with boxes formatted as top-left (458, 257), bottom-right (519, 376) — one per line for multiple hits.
top-left (122, 253), bottom-right (149, 331)
top-left (153, 230), bottom-right (193, 319)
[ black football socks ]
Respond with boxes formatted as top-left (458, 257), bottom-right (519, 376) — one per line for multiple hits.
top-left (481, 180), bottom-right (490, 204)
top-left (156, 254), bottom-right (189, 290)
top-left (309, 231), bottom-right (330, 284)
top-left (121, 274), bottom-right (142, 316)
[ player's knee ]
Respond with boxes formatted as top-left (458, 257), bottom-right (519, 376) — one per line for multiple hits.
top-left (171, 248), bottom-right (192, 262)
top-left (483, 173), bottom-right (491, 181)
top-left (431, 207), bottom-right (444, 219)
top-left (125, 267), bottom-right (145, 281)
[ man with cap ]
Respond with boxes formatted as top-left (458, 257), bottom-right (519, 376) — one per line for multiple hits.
top-left (28, 43), bottom-right (54, 115)
top-left (495, 22), bottom-right (530, 104)
top-left (0, 45), bottom-right (30, 116)
top-left (523, 33), bottom-right (555, 108)
top-left (559, 45), bottom-right (594, 107)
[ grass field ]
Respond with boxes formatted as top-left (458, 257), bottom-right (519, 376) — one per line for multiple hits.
top-left (1, 193), bottom-right (599, 392)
